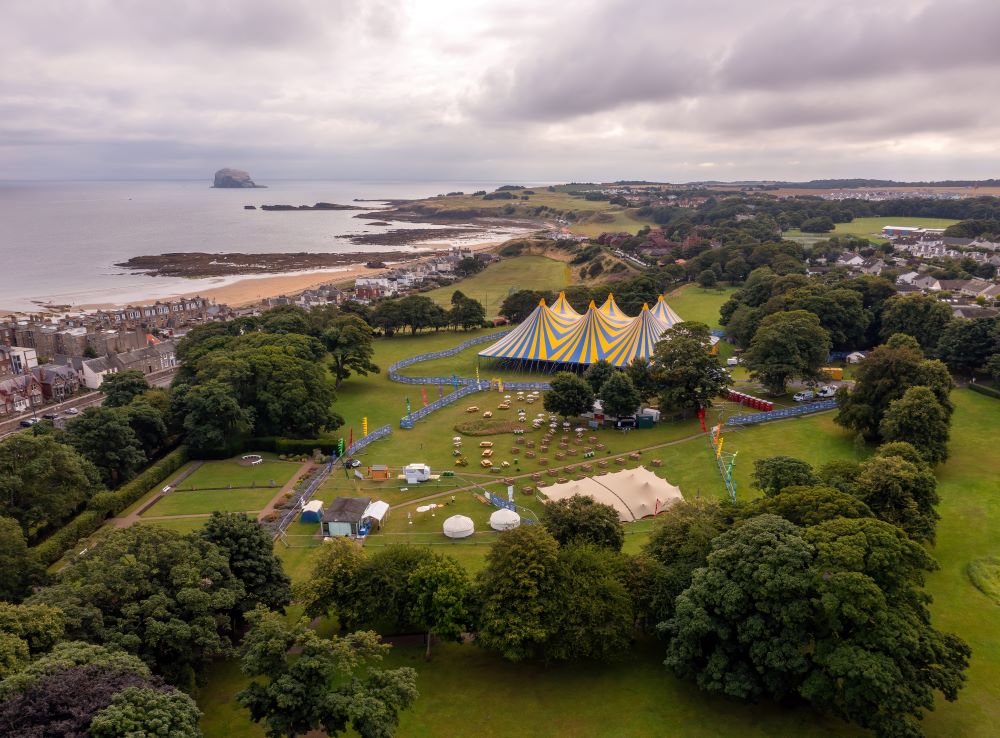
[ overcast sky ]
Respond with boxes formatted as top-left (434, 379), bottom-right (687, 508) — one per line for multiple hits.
top-left (2, 0), bottom-right (999, 182)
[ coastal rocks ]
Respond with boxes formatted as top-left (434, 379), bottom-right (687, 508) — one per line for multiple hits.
top-left (114, 251), bottom-right (418, 278)
top-left (260, 202), bottom-right (366, 211)
top-left (213, 168), bottom-right (263, 188)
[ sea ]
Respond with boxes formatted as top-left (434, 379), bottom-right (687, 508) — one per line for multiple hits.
top-left (0, 179), bottom-right (532, 312)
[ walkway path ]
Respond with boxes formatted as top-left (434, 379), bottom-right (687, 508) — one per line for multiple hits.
top-left (109, 460), bottom-right (204, 528)
top-left (257, 461), bottom-right (315, 523)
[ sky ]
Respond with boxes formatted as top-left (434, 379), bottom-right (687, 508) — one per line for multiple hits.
top-left (2, 0), bottom-right (999, 183)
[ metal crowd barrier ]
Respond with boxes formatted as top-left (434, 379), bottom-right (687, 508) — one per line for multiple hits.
top-left (726, 399), bottom-right (837, 426)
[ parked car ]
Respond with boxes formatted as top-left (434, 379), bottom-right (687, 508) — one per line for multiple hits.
top-left (816, 386), bottom-right (837, 398)
top-left (19, 418), bottom-right (39, 428)
top-left (64, 407), bottom-right (80, 415)
top-left (726, 356), bottom-right (740, 366)
top-left (345, 458), bottom-right (362, 469)
top-left (793, 390), bottom-right (815, 403)
top-left (42, 412), bottom-right (60, 420)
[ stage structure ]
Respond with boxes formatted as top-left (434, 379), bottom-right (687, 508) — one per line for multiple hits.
top-left (478, 292), bottom-right (684, 370)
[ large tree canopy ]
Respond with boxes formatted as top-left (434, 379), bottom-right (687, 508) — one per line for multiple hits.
top-left (542, 495), bottom-right (625, 552)
top-left (543, 372), bottom-right (595, 419)
top-left (651, 322), bottom-right (730, 415)
top-left (880, 294), bottom-right (954, 352)
top-left (879, 386), bottom-right (951, 465)
top-left (322, 315), bottom-right (380, 388)
top-left (64, 406), bottom-right (147, 486)
top-left (742, 310), bottom-right (831, 395)
top-left (99, 370), bottom-right (150, 408)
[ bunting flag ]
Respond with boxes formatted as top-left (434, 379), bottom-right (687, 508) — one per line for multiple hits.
top-left (475, 366), bottom-right (480, 383)
top-left (697, 406), bottom-right (707, 432)
top-left (406, 397), bottom-right (411, 414)
top-left (348, 427), bottom-right (353, 449)
top-left (452, 373), bottom-right (459, 388)
top-left (499, 379), bottom-right (504, 393)
top-left (362, 417), bottom-right (368, 437)
top-left (438, 384), bottom-right (443, 399)
top-left (654, 498), bottom-right (661, 515)
top-left (716, 436), bottom-right (724, 459)
top-left (712, 423), bottom-right (722, 444)
top-left (421, 386), bottom-right (428, 407)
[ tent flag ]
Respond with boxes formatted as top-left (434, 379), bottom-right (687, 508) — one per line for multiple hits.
top-left (697, 406), bottom-right (707, 432)
top-left (349, 427), bottom-right (353, 449)
top-left (421, 386), bottom-right (428, 407)
top-left (716, 436), bottom-right (724, 458)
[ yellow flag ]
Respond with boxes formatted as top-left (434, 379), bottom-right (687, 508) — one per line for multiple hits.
top-left (362, 417), bottom-right (368, 437)
top-left (716, 437), bottom-right (724, 458)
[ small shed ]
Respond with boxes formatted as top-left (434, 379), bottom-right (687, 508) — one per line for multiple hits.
top-left (369, 464), bottom-right (391, 480)
top-left (403, 463), bottom-right (431, 483)
top-left (300, 499), bottom-right (324, 523)
top-left (846, 351), bottom-right (867, 364)
top-left (362, 500), bottom-right (390, 531)
top-left (322, 496), bottom-right (371, 537)
top-left (443, 515), bottom-right (475, 539)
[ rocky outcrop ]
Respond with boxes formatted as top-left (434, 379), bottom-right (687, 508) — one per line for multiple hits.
top-left (212, 168), bottom-right (264, 188)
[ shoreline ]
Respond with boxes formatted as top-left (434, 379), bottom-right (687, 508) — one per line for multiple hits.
top-left (73, 238), bottom-right (507, 311)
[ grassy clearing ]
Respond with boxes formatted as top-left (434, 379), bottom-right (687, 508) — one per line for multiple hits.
top-left (967, 558), bottom-right (1000, 606)
top-left (144, 487), bottom-right (280, 517)
top-left (421, 256), bottom-right (570, 318)
top-left (178, 456), bottom-right (298, 491)
top-left (785, 216), bottom-right (958, 243)
top-left (138, 517), bottom-right (211, 535)
top-left (665, 284), bottom-right (737, 328)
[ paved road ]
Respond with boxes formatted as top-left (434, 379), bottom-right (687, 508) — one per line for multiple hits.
top-left (0, 367), bottom-right (177, 441)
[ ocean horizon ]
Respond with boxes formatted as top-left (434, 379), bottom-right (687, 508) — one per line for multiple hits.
top-left (0, 179), bottom-right (537, 311)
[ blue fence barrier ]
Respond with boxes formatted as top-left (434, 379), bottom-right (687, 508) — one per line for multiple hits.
top-left (274, 460), bottom-right (333, 537)
top-left (726, 399), bottom-right (837, 426)
top-left (347, 424), bottom-right (392, 456)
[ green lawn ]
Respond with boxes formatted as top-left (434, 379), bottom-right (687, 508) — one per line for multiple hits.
top-left (422, 255), bottom-right (570, 318)
top-left (664, 284), bottom-right (737, 329)
top-left (144, 487), bottom-right (281, 517)
top-left (178, 456), bottom-right (299, 491)
top-left (138, 517), bottom-right (212, 535)
top-left (785, 216), bottom-right (958, 244)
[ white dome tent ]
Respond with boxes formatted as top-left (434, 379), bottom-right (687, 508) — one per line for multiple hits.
top-left (489, 508), bottom-right (521, 531)
top-left (442, 514), bottom-right (475, 539)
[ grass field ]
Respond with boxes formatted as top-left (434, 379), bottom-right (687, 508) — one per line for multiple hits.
top-left (197, 390), bottom-right (1000, 738)
top-left (785, 216), bottom-right (958, 243)
top-left (178, 456), bottom-right (299, 491)
top-left (144, 487), bottom-right (282, 517)
top-left (665, 284), bottom-right (737, 328)
top-left (422, 255), bottom-right (570, 318)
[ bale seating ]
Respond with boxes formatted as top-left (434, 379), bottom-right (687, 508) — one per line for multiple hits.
top-left (629, 452), bottom-right (641, 460)
top-left (539, 458), bottom-right (549, 466)
top-left (525, 451), bottom-right (536, 459)
top-left (547, 468), bottom-right (557, 476)
top-left (555, 452), bottom-right (566, 460)
top-left (650, 458), bottom-right (663, 467)
top-left (531, 473), bottom-right (541, 481)
top-left (615, 457), bottom-right (626, 465)
top-left (581, 462), bottom-right (593, 471)
top-left (598, 460), bottom-right (609, 468)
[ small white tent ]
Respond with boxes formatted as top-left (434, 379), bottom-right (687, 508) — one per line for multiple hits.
top-left (362, 500), bottom-right (390, 530)
top-left (489, 508), bottom-right (521, 531)
top-left (442, 515), bottom-right (475, 539)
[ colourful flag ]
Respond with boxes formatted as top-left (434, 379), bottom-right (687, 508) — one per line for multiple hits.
top-left (697, 406), bottom-right (707, 432)
top-left (348, 427), bottom-right (353, 450)
top-left (406, 396), bottom-right (411, 414)
top-left (421, 386), bottom-right (428, 407)
top-left (362, 417), bottom-right (368, 437)
top-left (716, 436), bottom-right (724, 458)
top-left (438, 384), bottom-right (443, 399)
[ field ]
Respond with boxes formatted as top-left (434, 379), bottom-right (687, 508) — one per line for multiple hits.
top-left (421, 255), bottom-right (570, 317)
top-left (785, 215), bottom-right (958, 243)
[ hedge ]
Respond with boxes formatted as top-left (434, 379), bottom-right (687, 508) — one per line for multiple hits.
top-left (969, 383), bottom-right (1000, 400)
top-left (250, 436), bottom-right (340, 456)
top-left (87, 446), bottom-right (189, 517)
top-left (31, 446), bottom-right (189, 568)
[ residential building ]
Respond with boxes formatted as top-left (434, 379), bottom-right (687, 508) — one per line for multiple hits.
top-left (31, 364), bottom-right (81, 402)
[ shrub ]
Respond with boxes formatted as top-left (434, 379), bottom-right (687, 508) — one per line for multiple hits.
top-left (86, 447), bottom-right (188, 517)
top-left (969, 383), bottom-right (1000, 400)
top-left (31, 510), bottom-right (105, 567)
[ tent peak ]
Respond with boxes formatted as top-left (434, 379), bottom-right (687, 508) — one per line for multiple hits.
top-left (539, 297), bottom-right (547, 306)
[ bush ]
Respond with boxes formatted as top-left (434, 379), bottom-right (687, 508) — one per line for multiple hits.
top-left (251, 436), bottom-right (339, 456)
top-left (86, 447), bottom-right (188, 517)
top-left (969, 383), bottom-right (1000, 400)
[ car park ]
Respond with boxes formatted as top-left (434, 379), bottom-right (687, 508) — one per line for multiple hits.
top-left (793, 390), bottom-right (815, 403)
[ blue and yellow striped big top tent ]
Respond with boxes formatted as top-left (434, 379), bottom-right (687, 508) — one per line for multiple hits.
top-left (479, 292), bottom-right (684, 368)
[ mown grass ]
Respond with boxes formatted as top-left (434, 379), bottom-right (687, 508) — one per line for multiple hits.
top-left (144, 487), bottom-right (280, 517)
top-left (967, 557), bottom-right (1000, 606)
top-left (785, 216), bottom-right (958, 243)
top-left (421, 255), bottom-right (570, 318)
top-left (178, 456), bottom-right (299, 491)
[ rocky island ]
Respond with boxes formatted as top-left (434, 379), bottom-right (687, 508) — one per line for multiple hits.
top-left (115, 251), bottom-right (419, 278)
top-left (212, 168), bottom-right (265, 188)
top-left (259, 202), bottom-right (366, 211)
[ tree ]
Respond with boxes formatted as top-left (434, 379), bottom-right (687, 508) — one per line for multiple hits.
top-left (542, 495), bottom-right (624, 551)
top-left (407, 554), bottom-right (475, 659)
top-left (89, 686), bottom-right (203, 738)
top-left (0, 665), bottom-right (172, 738)
top-left (448, 296), bottom-right (486, 331)
top-left (0, 602), bottom-right (65, 679)
top-left (879, 386), bottom-right (951, 465)
top-left (476, 525), bottom-right (561, 662)
top-left (454, 256), bottom-right (485, 277)
top-left (854, 453), bottom-right (939, 543)
top-left (0, 434), bottom-right (103, 535)
top-left (697, 269), bottom-right (717, 288)
top-left (625, 358), bottom-right (657, 403)
top-left (181, 380), bottom-right (254, 458)
top-left (744, 485), bottom-right (873, 527)
top-left (0, 517), bottom-right (41, 602)
top-left (237, 608), bottom-right (418, 738)
top-left (835, 338), bottom-right (953, 441)
top-left (935, 317), bottom-right (999, 374)
top-left (751, 456), bottom-right (817, 496)
top-left (665, 515), bottom-right (815, 701)
top-left (65, 406), bottom-right (147, 486)
top-left (651, 322), bottom-right (731, 415)
top-left (742, 310), bottom-right (830, 395)
top-left (987, 352), bottom-right (1000, 382)
top-left (543, 372), bottom-right (595, 419)
top-left (598, 371), bottom-right (640, 418)
top-left (322, 315), bottom-right (380, 387)
top-left (351, 546), bottom-right (434, 634)
top-left (125, 400), bottom-right (169, 459)
top-left (371, 299), bottom-right (405, 336)
top-left (297, 536), bottom-right (366, 627)
top-left (800, 216), bottom-right (835, 233)
top-left (499, 290), bottom-right (555, 323)
top-left (397, 295), bottom-right (440, 334)
top-left (880, 294), bottom-right (954, 352)
top-left (99, 369), bottom-right (150, 407)
top-left (802, 517), bottom-right (970, 738)
top-left (582, 360), bottom-right (615, 395)
top-left (546, 544), bottom-right (633, 662)
top-left (201, 512), bottom-right (292, 616)
top-left (0, 641), bottom-right (150, 698)
top-left (38, 526), bottom-right (243, 687)
top-left (259, 305), bottom-right (313, 336)
top-left (815, 459), bottom-right (861, 495)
